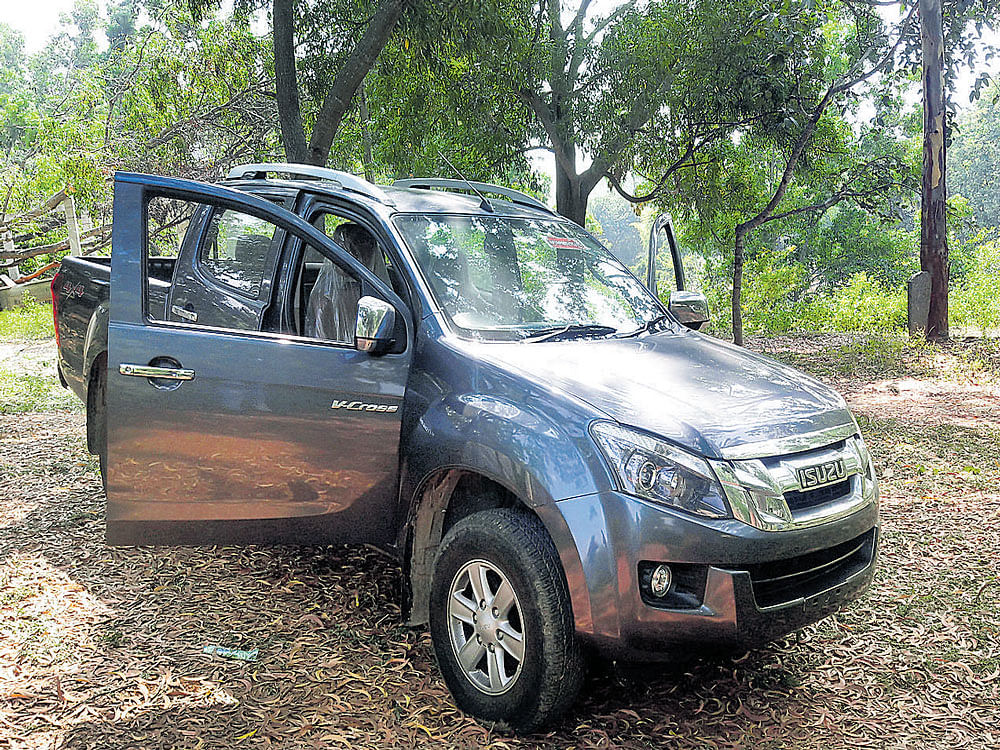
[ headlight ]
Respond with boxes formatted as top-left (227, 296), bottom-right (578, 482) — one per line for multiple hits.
top-left (591, 422), bottom-right (731, 519)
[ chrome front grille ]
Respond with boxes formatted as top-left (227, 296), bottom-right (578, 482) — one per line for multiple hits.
top-left (783, 478), bottom-right (853, 512)
top-left (711, 434), bottom-right (876, 532)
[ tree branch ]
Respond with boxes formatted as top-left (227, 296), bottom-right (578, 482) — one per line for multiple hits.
top-left (581, 75), bottom-right (673, 192)
top-left (518, 89), bottom-right (577, 176)
top-left (306, 0), bottom-right (408, 166)
top-left (738, 6), bottom-right (918, 236)
top-left (569, 0), bottom-right (595, 37)
top-left (0, 224), bottom-right (113, 262)
top-left (584, 0), bottom-right (638, 44)
top-left (605, 141), bottom-right (697, 202)
top-left (833, 2), bottom-right (919, 94)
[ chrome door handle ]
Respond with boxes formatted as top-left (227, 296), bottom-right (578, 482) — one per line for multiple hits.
top-left (119, 363), bottom-right (195, 381)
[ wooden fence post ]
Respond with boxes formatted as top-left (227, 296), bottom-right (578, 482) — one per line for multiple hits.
top-left (0, 229), bottom-right (15, 288)
top-left (64, 195), bottom-right (83, 257)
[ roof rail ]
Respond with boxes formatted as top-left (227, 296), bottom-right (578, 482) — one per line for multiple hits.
top-left (393, 178), bottom-right (552, 214)
top-left (227, 163), bottom-right (393, 205)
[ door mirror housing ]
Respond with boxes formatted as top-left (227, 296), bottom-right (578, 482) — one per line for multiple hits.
top-left (356, 296), bottom-right (396, 355)
top-left (669, 290), bottom-right (710, 330)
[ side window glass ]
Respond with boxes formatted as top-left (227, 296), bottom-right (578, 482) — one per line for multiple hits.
top-left (678, 248), bottom-right (706, 295)
top-left (650, 233), bottom-right (679, 297)
top-left (145, 197), bottom-right (201, 322)
top-left (147, 197), bottom-right (198, 259)
top-left (650, 225), bottom-right (703, 297)
top-left (323, 213), bottom-right (349, 237)
top-left (199, 209), bottom-right (277, 297)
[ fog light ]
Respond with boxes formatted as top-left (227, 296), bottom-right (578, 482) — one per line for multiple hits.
top-left (649, 564), bottom-right (672, 597)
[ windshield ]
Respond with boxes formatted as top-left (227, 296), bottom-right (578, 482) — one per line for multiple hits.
top-left (394, 214), bottom-right (664, 340)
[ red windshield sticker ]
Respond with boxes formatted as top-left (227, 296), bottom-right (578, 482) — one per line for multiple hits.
top-left (545, 236), bottom-right (585, 250)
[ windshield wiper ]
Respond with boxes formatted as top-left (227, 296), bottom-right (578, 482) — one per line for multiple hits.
top-left (614, 313), bottom-right (670, 338)
top-left (522, 324), bottom-right (619, 343)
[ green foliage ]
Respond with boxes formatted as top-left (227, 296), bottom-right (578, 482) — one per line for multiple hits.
top-left (589, 195), bottom-right (643, 268)
top-left (692, 256), bottom-right (909, 337)
top-left (951, 232), bottom-right (1000, 333)
top-left (0, 297), bottom-right (54, 341)
top-left (109, 6), bottom-right (278, 175)
top-left (1, 1), bottom-right (278, 275)
top-left (0, 0), bottom-right (996, 346)
top-left (738, 250), bottom-right (810, 335)
top-left (0, 369), bottom-right (77, 414)
top-left (787, 206), bottom-right (919, 289)
top-left (950, 84), bottom-right (1000, 228)
top-left (360, 27), bottom-right (536, 184)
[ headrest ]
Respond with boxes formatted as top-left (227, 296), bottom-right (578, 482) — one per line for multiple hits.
top-left (332, 223), bottom-right (377, 264)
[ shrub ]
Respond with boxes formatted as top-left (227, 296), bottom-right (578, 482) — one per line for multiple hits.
top-left (798, 273), bottom-right (908, 332)
top-left (740, 252), bottom-right (810, 335)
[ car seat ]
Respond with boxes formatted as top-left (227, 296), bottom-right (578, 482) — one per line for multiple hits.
top-left (305, 224), bottom-right (389, 343)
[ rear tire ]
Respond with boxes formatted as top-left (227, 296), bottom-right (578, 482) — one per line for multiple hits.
top-left (429, 509), bottom-right (583, 733)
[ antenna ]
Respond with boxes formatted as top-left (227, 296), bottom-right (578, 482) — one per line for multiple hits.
top-left (438, 151), bottom-right (494, 213)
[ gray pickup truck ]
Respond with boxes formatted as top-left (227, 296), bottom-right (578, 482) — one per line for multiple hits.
top-left (53, 164), bottom-right (878, 731)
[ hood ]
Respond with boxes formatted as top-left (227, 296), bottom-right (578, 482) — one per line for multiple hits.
top-left (464, 329), bottom-right (855, 459)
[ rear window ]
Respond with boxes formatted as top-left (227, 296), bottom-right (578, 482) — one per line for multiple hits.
top-left (198, 209), bottom-right (278, 297)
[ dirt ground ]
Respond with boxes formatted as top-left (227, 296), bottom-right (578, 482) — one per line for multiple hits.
top-left (1, 335), bottom-right (999, 749)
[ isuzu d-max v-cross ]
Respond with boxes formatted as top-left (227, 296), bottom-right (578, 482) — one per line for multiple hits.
top-left (53, 164), bottom-right (878, 731)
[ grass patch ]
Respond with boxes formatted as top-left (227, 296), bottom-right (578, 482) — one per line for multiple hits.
top-left (823, 337), bottom-right (929, 378)
top-left (858, 413), bottom-right (1000, 470)
top-left (761, 334), bottom-right (936, 379)
top-left (757, 333), bottom-right (1000, 382)
top-left (946, 337), bottom-right (1000, 379)
top-left (0, 296), bottom-right (54, 341)
top-left (0, 367), bottom-right (77, 413)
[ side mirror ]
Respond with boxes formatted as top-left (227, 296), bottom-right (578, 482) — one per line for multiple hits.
top-left (356, 296), bottom-right (396, 355)
top-left (669, 290), bottom-right (710, 331)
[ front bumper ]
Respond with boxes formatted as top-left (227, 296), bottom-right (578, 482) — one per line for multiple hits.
top-left (541, 490), bottom-right (878, 660)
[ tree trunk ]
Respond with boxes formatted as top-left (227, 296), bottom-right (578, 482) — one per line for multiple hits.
top-left (920, 0), bottom-right (949, 339)
top-left (272, 0), bottom-right (308, 162)
top-left (732, 226), bottom-right (746, 346)
top-left (554, 144), bottom-right (588, 226)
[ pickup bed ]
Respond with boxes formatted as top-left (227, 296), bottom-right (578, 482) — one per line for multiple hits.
top-left (53, 164), bottom-right (879, 732)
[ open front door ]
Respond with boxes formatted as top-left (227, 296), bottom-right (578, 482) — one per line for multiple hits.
top-left (105, 173), bottom-right (412, 546)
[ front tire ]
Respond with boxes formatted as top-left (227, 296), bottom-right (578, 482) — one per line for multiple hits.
top-left (429, 509), bottom-right (583, 733)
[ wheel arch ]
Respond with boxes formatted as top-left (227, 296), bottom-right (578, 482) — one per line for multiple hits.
top-left (83, 302), bottom-right (109, 384)
top-left (401, 465), bottom-right (590, 631)
top-left (85, 350), bottom-right (108, 455)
